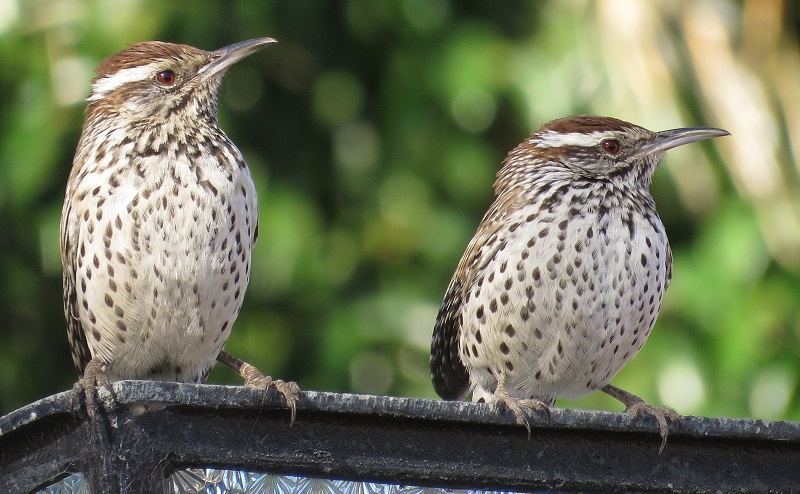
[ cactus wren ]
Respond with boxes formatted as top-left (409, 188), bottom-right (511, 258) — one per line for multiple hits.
top-left (62, 39), bottom-right (299, 420)
top-left (431, 115), bottom-right (728, 452)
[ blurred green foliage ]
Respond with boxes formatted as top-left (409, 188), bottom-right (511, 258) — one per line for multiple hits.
top-left (1, 0), bottom-right (800, 424)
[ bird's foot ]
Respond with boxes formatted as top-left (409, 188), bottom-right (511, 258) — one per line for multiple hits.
top-left (70, 358), bottom-right (116, 419)
top-left (242, 367), bottom-right (301, 425)
top-left (602, 384), bottom-right (681, 454)
top-left (492, 376), bottom-right (551, 438)
top-left (625, 401), bottom-right (681, 454)
top-left (217, 350), bottom-right (300, 425)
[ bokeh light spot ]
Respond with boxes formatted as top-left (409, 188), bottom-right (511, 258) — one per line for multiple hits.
top-left (350, 351), bottom-right (394, 394)
top-left (450, 87), bottom-right (496, 133)
top-left (312, 71), bottom-right (363, 125)
top-left (657, 359), bottom-right (705, 414)
top-left (750, 367), bottom-right (794, 419)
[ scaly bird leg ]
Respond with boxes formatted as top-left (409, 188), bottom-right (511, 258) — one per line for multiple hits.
top-left (70, 358), bottom-right (116, 419)
top-left (601, 383), bottom-right (681, 454)
top-left (492, 373), bottom-right (551, 438)
top-left (217, 350), bottom-right (300, 425)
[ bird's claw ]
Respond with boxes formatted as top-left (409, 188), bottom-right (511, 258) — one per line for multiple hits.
top-left (70, 360), bottom-right (116, 419)
top-left (492, 378), bottom-right (551, 438)
top-left (242, 367), bottom-right (301, 426)
top-left (624, 401), bottom-right (682, 454)
top-left (500, 397), bottom-right (551, 438)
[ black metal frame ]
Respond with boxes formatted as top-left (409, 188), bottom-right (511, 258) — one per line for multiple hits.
top-left (1, 381), bottom-right (799, 493)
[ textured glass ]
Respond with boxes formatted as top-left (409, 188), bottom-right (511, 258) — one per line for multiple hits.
top-left (167, 468), bottom-right (521, 494)
top-left (35, 472), bottom-right (90, 494)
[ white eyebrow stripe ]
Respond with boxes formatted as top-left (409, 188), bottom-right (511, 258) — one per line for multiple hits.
top-left (87, 63), bottom-right (162, 101)
top-left (534, 130), bottom-right (617, 148)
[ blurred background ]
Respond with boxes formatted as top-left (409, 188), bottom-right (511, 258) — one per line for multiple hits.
top-left (1, 0), bottom-right (799, 422)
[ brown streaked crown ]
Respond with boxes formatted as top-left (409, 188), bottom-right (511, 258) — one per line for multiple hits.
top-left (537, 115), bottom-right (644, 135)
top-left (94, 41), bottom-right (209, 80)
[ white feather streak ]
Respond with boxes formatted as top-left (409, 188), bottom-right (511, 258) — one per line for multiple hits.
top-left (88, 63), bottom-right (160, 101)
top-left (534, 130), bottom-right (616, 148)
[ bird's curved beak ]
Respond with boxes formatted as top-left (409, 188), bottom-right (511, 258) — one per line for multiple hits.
top-left (638, 126), bottom-right (730, 157)
top-left (199, 37), bottom-right (277, 80)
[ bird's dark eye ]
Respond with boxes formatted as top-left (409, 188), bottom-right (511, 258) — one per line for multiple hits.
top-left (601, 139), bottom-right (621, 155)
top-left (155, 70), bottom-right (176, 86)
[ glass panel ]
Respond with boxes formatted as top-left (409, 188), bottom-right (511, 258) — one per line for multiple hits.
top-left (167, 468), bottom-right (523, 494)
top-left (35, 472), bottom-right (90, 494)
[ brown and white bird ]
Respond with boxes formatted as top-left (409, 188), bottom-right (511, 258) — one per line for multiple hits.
top-left (61, 38), bottom-right (299, 419)
top-left (431, 115), bottom-right (728, 452)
